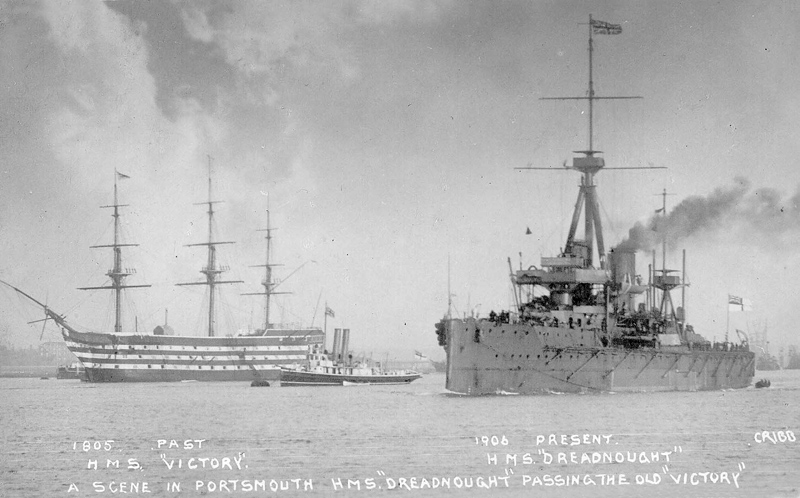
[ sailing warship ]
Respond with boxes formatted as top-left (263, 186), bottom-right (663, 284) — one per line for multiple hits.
top-left (436, 17), bottom-right (755, 395)
top-left (3, 163), bottom-right (323, 382)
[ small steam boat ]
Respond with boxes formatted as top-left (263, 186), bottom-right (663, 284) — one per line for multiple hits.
top-left (279, 347), bottom-right (421, 386)
top-left (280, 328), bottom-right (420, 386)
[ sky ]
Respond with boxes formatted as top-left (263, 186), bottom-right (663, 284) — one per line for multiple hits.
top-left (2, 0), bottom-right (800, 360)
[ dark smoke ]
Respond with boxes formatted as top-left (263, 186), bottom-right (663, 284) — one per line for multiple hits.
top-left (615, 177), bottom-right (800, 253)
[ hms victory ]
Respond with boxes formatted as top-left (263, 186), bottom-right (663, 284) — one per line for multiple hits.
top-left (3, 162), bottom-right (323, 382)
top-left (436, 16), bottom-right (755, 395)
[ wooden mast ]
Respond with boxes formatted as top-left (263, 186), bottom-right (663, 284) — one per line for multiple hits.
top-left (176, 156), bottom-right (242, 337)
top-left (79, 171), bottom-right (150, 332)
top-left (242, 202), bottom-right (290, 333)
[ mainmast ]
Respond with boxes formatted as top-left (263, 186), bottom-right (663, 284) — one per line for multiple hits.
top-left (518, 15), bottom-right (656, 268)
top-left (176, 156), bottom-right (242, 337)
top-left (242, 204), bottom-right (290, 332)
top-left (653, 189), bottom-right (680, 323)
top-left (79, 171), bottom-right (151, 333)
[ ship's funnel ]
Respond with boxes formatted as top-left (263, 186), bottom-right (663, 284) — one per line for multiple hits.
top-left (608, 247), bottom-right (638, 312)
top-left (332, 328), bottom-right (342, 362)
top-left (341, 329), bottom-right (351, 365)
top-left (608, 248), bottom-right (636, 286)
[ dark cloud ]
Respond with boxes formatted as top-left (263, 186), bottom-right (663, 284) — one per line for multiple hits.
top-left (616, 177), bottom-right (800, 252)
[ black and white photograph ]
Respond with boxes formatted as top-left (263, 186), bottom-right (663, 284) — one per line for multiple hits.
top-left (1, 1), bottom-right (798, 496)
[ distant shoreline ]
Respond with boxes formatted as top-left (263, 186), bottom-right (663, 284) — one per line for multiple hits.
top-left (0, 366), bottom-right (58, 378)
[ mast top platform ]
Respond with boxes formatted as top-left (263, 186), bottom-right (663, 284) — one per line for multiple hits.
top-left (572, 155), bottom-right (605, 174)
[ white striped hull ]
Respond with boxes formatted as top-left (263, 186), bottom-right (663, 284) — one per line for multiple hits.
top-left (61, 327), bottom-right (324, 382)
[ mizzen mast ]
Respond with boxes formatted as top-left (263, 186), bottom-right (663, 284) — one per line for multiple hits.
top-left (242, 205), bottom-right (290, 332)
top-left (176, 157), bottom-right (242, 337)
top-left (79, 171), bottom-right (151, 333)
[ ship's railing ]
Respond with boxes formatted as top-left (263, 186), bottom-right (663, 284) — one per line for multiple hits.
top-left (516, 268), bottom-right (608, 285)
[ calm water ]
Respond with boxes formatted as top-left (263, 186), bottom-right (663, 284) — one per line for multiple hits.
top-left (1, 370), bottom-right (799, 497)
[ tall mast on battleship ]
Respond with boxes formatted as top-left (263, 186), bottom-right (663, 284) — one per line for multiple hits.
top-left (79, 171), bottom-right (151, 332)
top-left (177, 156), bottom-right (242, 337)
top-left (517, 14), bottom-right (663, 267)
top-left (653, 188), bottom-right (684, 325)
top-left (242, 203), bottom-right (290, 332)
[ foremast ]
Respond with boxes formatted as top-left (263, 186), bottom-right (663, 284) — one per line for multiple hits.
top-left (515, 15), bottom-right (663, 310)
top-left (79, 171), bottom-right (150, 332)
top-left (521, 15), bottom-right (653, 268)
top-left (176, 157), bottom-right (242, 337)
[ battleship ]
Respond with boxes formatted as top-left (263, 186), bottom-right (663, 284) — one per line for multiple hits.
top-left (436, 16), bottom-right (755, 395)
top-left (2, 162), bottom-right (323, 382)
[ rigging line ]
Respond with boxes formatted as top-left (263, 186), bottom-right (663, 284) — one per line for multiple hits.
top-left (191, 286), bottom-right (210, 336)
top-left (217, 290), bottom-right (237, 337)
top-left (70, 223), bottom-right (115, 292)
top-left (5, 289), bottom-right (42, 324)
top-left (103, 291), bottom-right (115, 332)
top-left (124, 292), bottom-right (146, 332)
top-left (137, 288), bottom-right (184, 324)
top-left (597, 194), bottom-right (618, 243)
top-left (63, 288), bottom-right (102, 319)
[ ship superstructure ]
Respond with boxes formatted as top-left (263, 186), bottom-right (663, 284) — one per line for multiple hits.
top-left (438, 16), bottom-right (754, 395)
top-left (5, 162), bottom-right (323, 382)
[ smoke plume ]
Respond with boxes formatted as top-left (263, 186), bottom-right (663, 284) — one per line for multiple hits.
top-left (615, 177), bottom-right (800, 253)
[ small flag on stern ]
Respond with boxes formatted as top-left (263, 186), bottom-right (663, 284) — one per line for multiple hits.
top-left (325, 306), bottom-right (335, 317)
top-left (728, 295), bottom-right (752, 311)
top-left (591, 19), bottom-right (622, 35)
top-left (116, 170), bottom-right (131, 180)
top-left (414, 350), bottom-right (428, 361)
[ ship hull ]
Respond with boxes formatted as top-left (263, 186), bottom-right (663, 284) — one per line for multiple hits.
top-left (279, 369), bottom-right (421, 386)
top-left (61, 327), bottom-right (323, 383)
top-left (445, 318), bottom-right (755, 395)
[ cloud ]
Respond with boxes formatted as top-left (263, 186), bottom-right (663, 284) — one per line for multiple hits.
top-left (40, 0), bottom-right (162, 183)
top-left (175, 1), bottom-right (452, 98)
top-left (352, 0), bottom-right (452, 24)
top-left (178, 2), bottom-right (340, 76)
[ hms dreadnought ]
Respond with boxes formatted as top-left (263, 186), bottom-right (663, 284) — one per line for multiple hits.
top-left (3, 163), bottom-right (323, 382)
top-left (436, 16), bottom-right (754, 395)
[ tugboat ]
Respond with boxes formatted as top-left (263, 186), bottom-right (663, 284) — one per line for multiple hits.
top-left (280, 329), bottom-right (421, 386)
top-left (437, 16), bottom-right (755, 395)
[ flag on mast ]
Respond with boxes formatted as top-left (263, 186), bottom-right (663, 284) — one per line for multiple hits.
top-left (728, 295), bottom-right (752, 311)
top-left (325, 306), bottom-right (335, 318)
top-left (116, 170), bottom-right (131, 180)
top-left (591, 19), bottom-right (622, 35)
